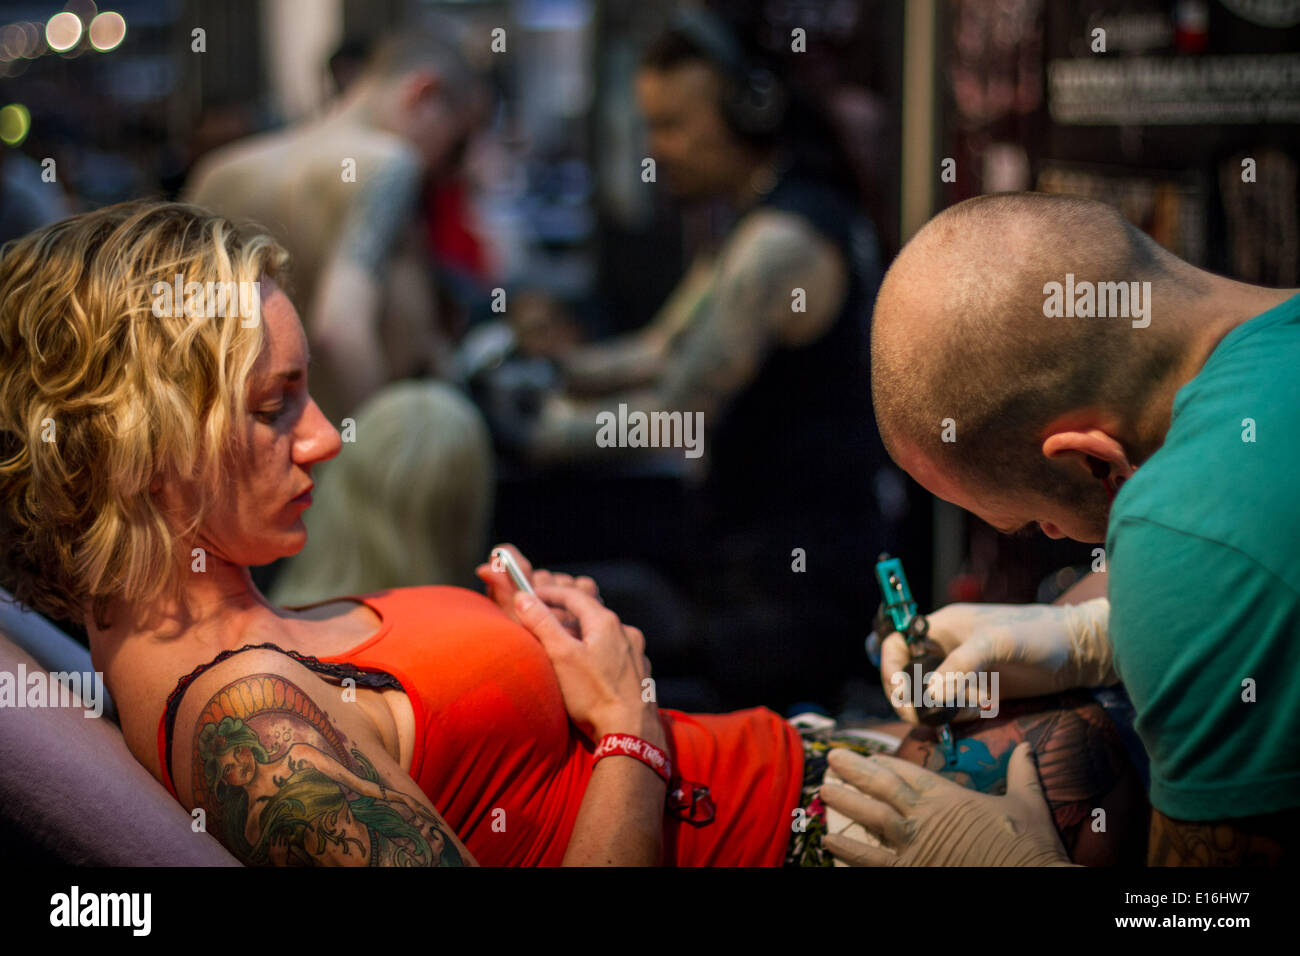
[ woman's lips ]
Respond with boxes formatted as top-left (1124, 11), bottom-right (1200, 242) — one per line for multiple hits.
top-left (291, 489), bottom-right (313, 505)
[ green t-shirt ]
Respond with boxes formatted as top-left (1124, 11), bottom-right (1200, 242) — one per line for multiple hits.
top-left (1106, 291), bottom-right (1300, 821)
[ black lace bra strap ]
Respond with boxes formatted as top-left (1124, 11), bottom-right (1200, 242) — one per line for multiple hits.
top-left (162, 641), bottom-right (403, 784)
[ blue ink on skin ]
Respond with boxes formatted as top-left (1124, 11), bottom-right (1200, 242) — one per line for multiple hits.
top-left (946, 737), bottom-right (1013, 792)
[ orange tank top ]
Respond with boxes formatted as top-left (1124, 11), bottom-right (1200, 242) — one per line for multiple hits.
top-left (156, 585), bottom-right (805, 866)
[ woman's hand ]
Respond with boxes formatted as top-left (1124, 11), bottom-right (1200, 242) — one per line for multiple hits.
top-left (512, 583), bottom-right (664, 748)
top-left (475, 542), bottom-right (601, 635)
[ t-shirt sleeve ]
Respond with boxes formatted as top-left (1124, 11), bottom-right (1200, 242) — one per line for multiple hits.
top-left (1108, 516), bottom-right (1300, 820)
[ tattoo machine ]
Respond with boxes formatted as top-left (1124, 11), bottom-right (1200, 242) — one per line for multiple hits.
top-left (873, 553), bottom-right (960, 765)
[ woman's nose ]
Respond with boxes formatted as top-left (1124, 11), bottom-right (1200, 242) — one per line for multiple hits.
top-left (299, 396), bottom-right (342, 461)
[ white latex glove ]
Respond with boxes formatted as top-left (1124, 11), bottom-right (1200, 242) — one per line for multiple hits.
top-left (820, 745), bottom-right (1077, 867)
top-left (880, 598), bottom-right (1117, 724)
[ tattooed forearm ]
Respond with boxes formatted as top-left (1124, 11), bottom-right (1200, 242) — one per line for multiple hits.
top-left (564, 332), bottom-right (671, 395)
top-left (1147, 808), bottom-right (1293, 866)
top-left (531, 215), bottom-right (845, 457)
top-left (191, 673), bottom-right (464, 867)
top-left (656, 215), bottom-right (844, 422)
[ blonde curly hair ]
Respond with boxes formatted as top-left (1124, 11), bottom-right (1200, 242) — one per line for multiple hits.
top-left (0, 200), bottom-right (288, 630)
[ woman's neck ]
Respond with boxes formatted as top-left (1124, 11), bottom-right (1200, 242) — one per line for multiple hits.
top-left (86, 560), bottom-right (278, 685)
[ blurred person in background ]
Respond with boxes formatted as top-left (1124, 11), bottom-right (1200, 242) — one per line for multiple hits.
top-left (269, 379), bottom-right (494, 606)
top-left (184, 17), bottom-right (493, 427)
top-left (325, 35), bottom-right (500, 298)
top-left (525, 10), bottom-right (896, 715)
top-left (0, 148), bottom-right (71, 244)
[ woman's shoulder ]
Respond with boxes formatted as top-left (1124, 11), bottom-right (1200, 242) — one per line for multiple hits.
top-left (164, 646), bottom-right (370, 804)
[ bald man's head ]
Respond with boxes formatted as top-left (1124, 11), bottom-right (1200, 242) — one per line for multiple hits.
top-left (872, 192), bottom-right (1205, 540)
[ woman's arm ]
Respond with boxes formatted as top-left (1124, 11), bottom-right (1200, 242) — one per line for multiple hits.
top-left (513, 585), bottom-right (668, 866)
top-left (170, 648), bottom-right (476, 866)
top-left (560, 706), bottom-right (669, 866)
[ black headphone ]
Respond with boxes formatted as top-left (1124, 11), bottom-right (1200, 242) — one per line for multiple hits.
top-left (671, 8), bottom-right (788, 141)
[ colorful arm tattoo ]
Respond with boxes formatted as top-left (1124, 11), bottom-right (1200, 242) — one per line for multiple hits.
top-left (892, 692), bottom-right (1151, 866)
top-left (191, 673), bottom-right (466, 867)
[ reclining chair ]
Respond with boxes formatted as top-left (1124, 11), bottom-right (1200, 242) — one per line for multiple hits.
top-left (0, 588), bottom-right (238, 865)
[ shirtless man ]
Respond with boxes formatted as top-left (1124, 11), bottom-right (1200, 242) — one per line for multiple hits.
top-left (185, 21), bottom-right (489, 426)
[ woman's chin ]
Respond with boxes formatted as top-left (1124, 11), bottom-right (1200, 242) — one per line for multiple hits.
top-left (265, 525), bottom-right (309, 558)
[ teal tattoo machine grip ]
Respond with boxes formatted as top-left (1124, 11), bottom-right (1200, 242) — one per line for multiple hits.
top-left (874, 553), bottom-right (958, 726)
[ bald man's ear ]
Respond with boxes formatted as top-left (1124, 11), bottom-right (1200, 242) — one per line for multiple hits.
top-left (1042, 429), bottom-right (1135, 482)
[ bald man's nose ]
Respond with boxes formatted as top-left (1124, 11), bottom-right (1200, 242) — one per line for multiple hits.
top-left (1040, 521), bottom-right (1066, 540)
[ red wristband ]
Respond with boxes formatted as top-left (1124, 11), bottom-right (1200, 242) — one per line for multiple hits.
top-left (593, 733), bottom-right (671, 784)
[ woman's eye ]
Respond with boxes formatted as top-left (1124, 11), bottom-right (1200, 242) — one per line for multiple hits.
top-left (256, 406), bottom-right (283, 423)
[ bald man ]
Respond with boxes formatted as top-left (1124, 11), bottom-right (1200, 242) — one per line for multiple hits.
top-left (186, 21), bottom-right (489, 425)
top-left (822, 192), bottom-right (1300, 866)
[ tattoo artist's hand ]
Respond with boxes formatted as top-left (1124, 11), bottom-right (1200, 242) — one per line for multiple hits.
top-left (880, 601), bottom-right (1117, 724)
top-left (512, 583), bottom-right (663, 748)
top-left (475, 542), bottom-right (601, 636)
top-left (820, 745), bottom-right (1075, 866)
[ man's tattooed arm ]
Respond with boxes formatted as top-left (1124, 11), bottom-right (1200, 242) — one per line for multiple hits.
top-left (654, 210), bottom-right (847, 423)
top-left (1147, 808), bottom-right (1296, 866)
top-left (171, 648), bottom-right (474, 867)
top-left (562, 255), bottom-right (720, 396)
top-left (312, 147), bottom-right (428, 418)
top-left (530, 211), bottom-right (847, 457)
top-left (335, 149), bottom-right (424, 276)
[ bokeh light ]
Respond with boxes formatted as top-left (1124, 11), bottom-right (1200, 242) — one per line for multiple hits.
top-left (0, 25), bottom-right (23, 59)
top-left (16, 22), bottom-right (42, 58)
top-left (45, 11), bottom-right (83, 52)
top-left (65, 0), bottom-right (99, 22)
top-left (88, 11), bottom-right (125, 52)
top-left (0, 103), bottom-right (32, 146)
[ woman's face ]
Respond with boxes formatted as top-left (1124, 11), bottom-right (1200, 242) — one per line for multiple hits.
top-left (220, 746), bottom-right (257, 787)
top-left (154, 278), bottom-right (341, 567)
